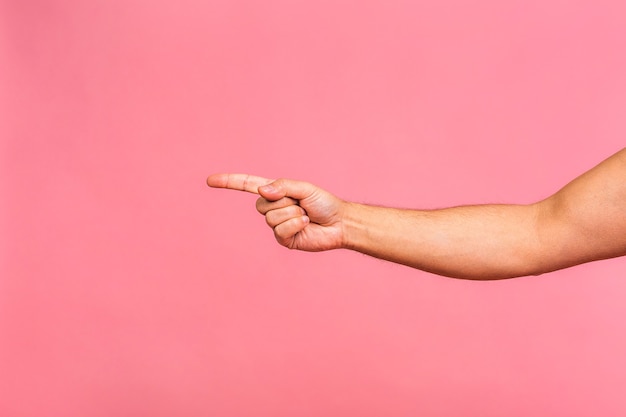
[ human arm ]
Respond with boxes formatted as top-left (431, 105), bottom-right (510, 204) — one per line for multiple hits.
top-left (206, 148), bottom-right (626, 279)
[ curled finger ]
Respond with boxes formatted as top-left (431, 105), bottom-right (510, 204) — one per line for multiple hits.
top-left (273, 216), bottom-right (310, 245)
top-left (265, 205), bottom-right (307, 228)
top-left (256, 196), bottom-right (300, 215)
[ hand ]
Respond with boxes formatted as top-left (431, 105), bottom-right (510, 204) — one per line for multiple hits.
top-left (206, 174), bottom-right (347, 251)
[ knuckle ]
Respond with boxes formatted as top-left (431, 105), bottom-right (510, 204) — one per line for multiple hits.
top-left (255, 197), bottom-right (266, 213)
top-left (273, 225), bottom-right (287, 239)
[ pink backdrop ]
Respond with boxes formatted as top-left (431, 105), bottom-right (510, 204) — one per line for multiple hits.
top-left (2, 1), bottom-right (626, 416)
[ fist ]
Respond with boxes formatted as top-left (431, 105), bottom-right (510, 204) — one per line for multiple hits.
top-left (207, 174), bottom-right (346, 251)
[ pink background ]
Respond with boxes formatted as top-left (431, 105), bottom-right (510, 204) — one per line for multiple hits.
top-left (2, 1), bottom-right (626, 416)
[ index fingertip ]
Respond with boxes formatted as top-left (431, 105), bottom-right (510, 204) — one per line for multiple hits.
top-left (206, 174), bottom-right (225, 188)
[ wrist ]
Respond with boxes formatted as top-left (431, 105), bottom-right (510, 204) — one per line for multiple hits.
top-left (340, 201), bottom-right (367, 251)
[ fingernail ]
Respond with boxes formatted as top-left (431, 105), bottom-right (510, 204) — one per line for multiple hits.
top-left (260, 184), bottom-right (276, 193)
top-left (302, 216), bottom-right (310, 224)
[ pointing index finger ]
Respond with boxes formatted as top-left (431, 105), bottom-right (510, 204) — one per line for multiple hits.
top-left (206, 173), bottom-right (274, 194)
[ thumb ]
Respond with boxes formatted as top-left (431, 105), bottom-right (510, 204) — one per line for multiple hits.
top-left (258, 178), bottom-right (317, 201)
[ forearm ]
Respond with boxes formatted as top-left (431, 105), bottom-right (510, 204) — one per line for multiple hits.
top-left (341, 202), bottom-right (544, 280)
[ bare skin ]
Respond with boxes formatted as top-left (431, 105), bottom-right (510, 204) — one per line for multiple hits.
top-left (207, 148), bottom-right (626, 279)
